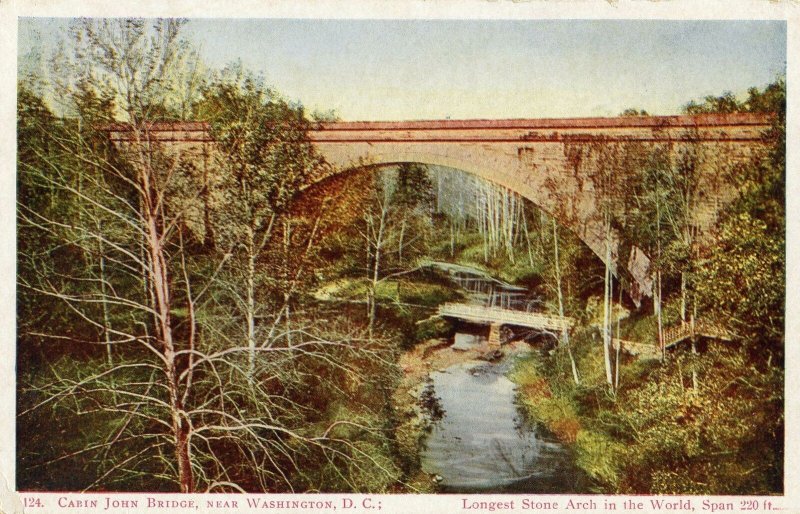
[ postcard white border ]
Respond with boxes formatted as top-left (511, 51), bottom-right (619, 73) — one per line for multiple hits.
top-left (1, 1), bottom-right (797, 513)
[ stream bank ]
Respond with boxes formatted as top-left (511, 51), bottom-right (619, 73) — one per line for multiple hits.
top-left (393, 337), bottom-right (588, 493)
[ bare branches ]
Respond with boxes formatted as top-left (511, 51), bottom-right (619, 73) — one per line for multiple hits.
top-left (19, 20), bottom-right (403, 494)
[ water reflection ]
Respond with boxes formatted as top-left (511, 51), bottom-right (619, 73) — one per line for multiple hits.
top-left (420, 357), bottom-right (587, 493)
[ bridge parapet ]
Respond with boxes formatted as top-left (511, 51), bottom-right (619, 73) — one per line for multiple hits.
top-left (107, 113), bottom-right (772, 145)
top-left (310, 113), bottom-right (771, 143)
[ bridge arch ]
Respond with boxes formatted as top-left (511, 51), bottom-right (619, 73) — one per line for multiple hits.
top-left (309, 114), bottom-right (771, 300)
top-left (108, 113), bottom-right (771, 301)
top-left (330, 151), bottom-right (620, 284)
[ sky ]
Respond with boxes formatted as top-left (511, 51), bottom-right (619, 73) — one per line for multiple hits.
top-left (19, 18), bottom-right (786, 121)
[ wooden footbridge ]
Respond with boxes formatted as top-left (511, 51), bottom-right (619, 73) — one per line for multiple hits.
top-left (438, 300), bottom-right (729, 354)
top-left (437, 302), bottom-right (574, 347)
top-left (662, 319), bottom-right (731, 348)
top-left (614, 318), bottom-right (732, 360)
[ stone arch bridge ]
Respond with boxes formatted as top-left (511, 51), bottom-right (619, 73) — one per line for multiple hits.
top-left (109, 113), bottom-right (772, 300)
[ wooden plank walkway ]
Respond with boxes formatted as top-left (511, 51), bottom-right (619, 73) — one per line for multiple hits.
top-left (612, 338), bottom-right (661, 359)
top-left (437, 303), bottom-right (574, 332)
top-left (663, 319), bottom-right (732, 349)
top-left (613, 318), bottom-right (732, 360)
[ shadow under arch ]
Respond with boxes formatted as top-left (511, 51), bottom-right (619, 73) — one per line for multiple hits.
top-left (313, 149), bottom-right (641, 299)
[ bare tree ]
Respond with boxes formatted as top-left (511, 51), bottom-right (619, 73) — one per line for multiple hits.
top-left (17, 19), bottom-right (399, 493)
top-left (197, 68), bottom-right (326, 377)
top-left (550, 218), bottom-right (580, 385)
top-left (564, 138), bottom-right (646, 392)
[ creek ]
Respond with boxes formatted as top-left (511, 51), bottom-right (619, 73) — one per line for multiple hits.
top-left (417, 262), bottom-right (587, 493)
top-left (419, 351), bottom-right (587, 493)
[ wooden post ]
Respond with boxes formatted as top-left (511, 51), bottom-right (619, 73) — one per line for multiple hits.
top-left (488, 323), bottom-right (502, 347)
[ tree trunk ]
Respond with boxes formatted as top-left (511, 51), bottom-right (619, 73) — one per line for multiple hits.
top-left (553, 219), bottom-right (579, 385)
top-left (98, 243), bottom-right (113, 366)
top-left (522, 207), bottom-right (535, 267)
top-left (246, 230), bottom-right (256, 378)
top-left (691, 312), bottom-right (699, 389)
top-left (368, 201), bottom-right (387, 340)
top-left (146, 209), bottom-right (193, 493)
top-left (681, 272), bottom-right (687, 324)
top-left (657, 270), bottom-right (664, 361)
top-left (602, 219), bottom-right (614, 389)
top-left (656, 197), bottom-right (665, 361)
top-left (398, 216), bottom-right (406, 265)
top-left (615, 285), bottom-right (622, 391)
top-left (134, 120), bottom-right (194, 491)
top-left (284, 220), bottom-right (292, 347)
top-left (173, 417), bottom-right (193, 493)
top-left (436, 171), bottom-right (442, 212)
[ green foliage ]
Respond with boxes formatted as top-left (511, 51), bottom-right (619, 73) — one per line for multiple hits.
top-left (693, 79), bottom-right (784, 358)
top-left (511, 352), bottom-right (625, 491)
top-left (70, 78), bottom-right (117, 127)
top-left (510, 356), bottom-right (580, 442)
top-left (414, 317), bottom-right (451, 342)
top-left (684, 91), bottom-right (742, 114)
top-left (17, 83), bottom-right (136, 364)
top-left (322, 439), bottom-right (402, 493)
top-left (614, 346), bottom-right (782, 494)
top-left (574, 430), bottom-right (624, 490)
top-left (18, 356), bottom-right (176, 491)
top-left (395, 163), bottom-right (434, 212)
top-left (295, 400), bottom-right (403, 493)
top-left (620, 108), bottom-right (649, 116)
top-left (199, 68), bottom-right (325, 237)
top-left (683, 79), bottom-right (785, 116)
top-left (618, 301), bottom-right (681, 343)
top-left (696, 213), bottom-right (784, 354)
top-left (731, 82), bottom-right (785, 233)
top-left (70, 19), bottom-right (196, 122)
top-left (17, 46), bottom-right (405, 493)
top-left (315, 277), bottom-right (461, 308)
top-left (512, 334), bottom-right (782, 494)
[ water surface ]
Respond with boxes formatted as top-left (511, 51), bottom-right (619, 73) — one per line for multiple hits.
top-left (420, 355), bottom-right (587, 493)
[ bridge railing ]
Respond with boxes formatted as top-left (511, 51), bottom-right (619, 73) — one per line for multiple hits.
top-left (662, 318), bottom-right (731, 348)
top-left (438, 303), bottom-right (573, 332)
